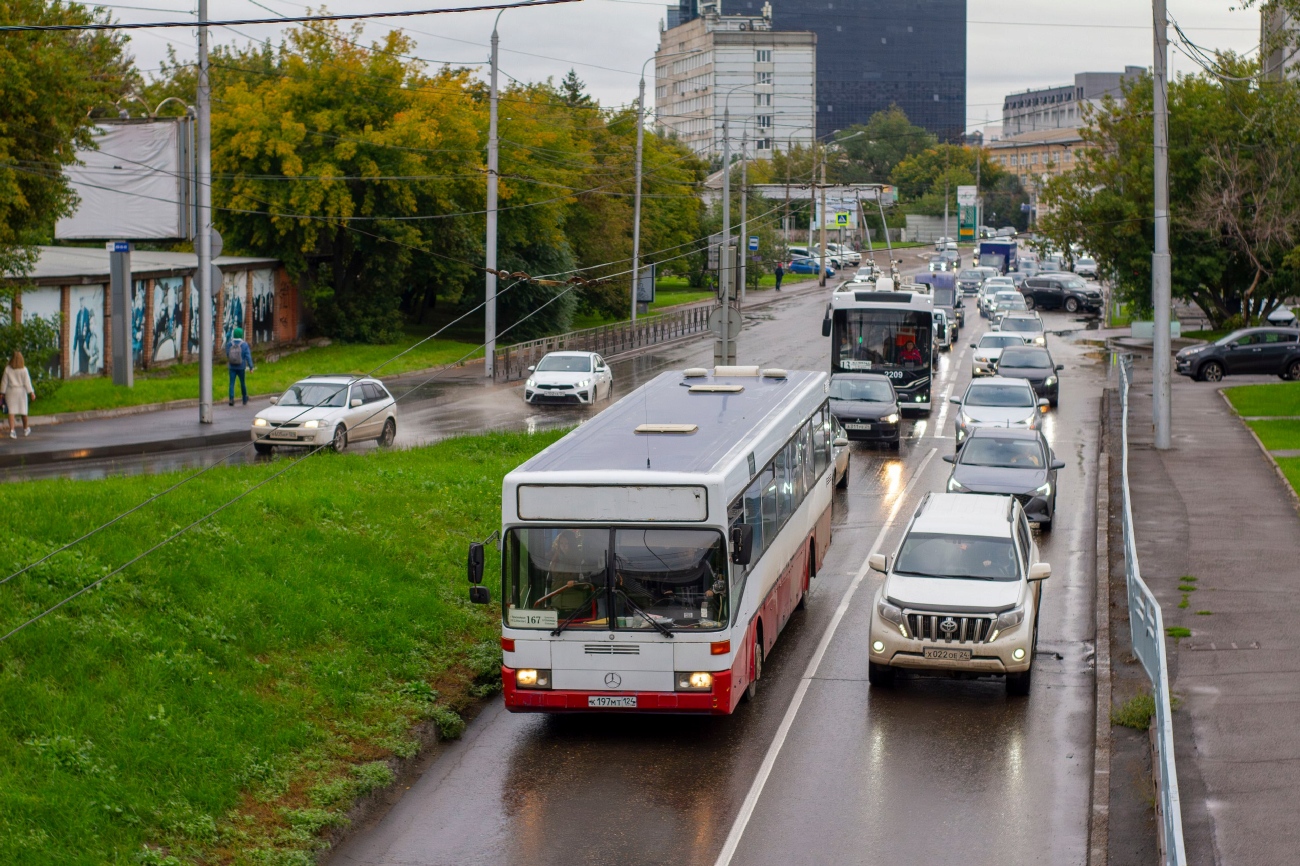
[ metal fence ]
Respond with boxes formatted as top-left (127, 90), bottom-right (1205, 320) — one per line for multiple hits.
top-left (1117, 355), bottom-right (1188, 865)
top-left (493, 303), bottom-right (713, 382)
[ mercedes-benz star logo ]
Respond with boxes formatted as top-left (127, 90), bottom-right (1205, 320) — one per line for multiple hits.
top-left (939, 617), bottom-right (958, 635)
top-left (604, 672), bottom-right (622, 689)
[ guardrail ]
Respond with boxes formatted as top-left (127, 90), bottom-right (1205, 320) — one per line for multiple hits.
top-left (493, 303), bottom-right (713, 382)
top-left (1117, 355), bottom-right (1188, 865)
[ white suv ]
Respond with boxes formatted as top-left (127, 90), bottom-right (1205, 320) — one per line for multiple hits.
top-left (867, 493), bottom-right (1050, 695)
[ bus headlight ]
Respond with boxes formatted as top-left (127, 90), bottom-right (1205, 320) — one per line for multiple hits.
top-left (516, 668), bottom-right (551, 689)
top-left (675, 671), bottom-right (713, 691)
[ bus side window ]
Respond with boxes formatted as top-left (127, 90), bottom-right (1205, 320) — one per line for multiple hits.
top-left (777, 443), bottom-right (797, 522)
top-left (800, 421), bottom-right (816, 493)
top-left (813, 407), bottom-right (829, 478)
top-left (761, 464), bottom-right (779, 547)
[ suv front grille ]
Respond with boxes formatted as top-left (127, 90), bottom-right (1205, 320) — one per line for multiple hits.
top-left (905, 611), bottom-right (997, 643)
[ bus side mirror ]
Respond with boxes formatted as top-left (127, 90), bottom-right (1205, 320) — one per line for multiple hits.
top-left (467, 542), bottom-right (485, 584)
top-left (730, 524), bottom-right (754, 566)
top-left (469, 586), bottom-right (491, 604)
top-left (822, 317), bottom-right (832, 338)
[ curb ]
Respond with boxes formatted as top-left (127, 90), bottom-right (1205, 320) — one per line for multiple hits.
top-left (1089, 445), bottom-right (1112, 866)
top-left (1218, 388), bottom-right (1300, 516)
top-left (0, 429), bottom-right (251, 469)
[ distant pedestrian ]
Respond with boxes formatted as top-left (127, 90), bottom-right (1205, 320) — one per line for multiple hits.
top-left (225, 327), bottom-right (255, 406)
top-left (2, 350), bottom-right (35, 438)
top-left (774, 262), bottom-right (785, 292)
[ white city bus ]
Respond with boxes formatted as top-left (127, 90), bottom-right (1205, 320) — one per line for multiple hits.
top-left (822, 285), bottom-right (935, 412)
top-left (467, 366), bottom-right (840, 714)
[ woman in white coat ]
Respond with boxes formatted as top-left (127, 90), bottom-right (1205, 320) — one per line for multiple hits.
top-left (2, 350), bottom-right (36, 438)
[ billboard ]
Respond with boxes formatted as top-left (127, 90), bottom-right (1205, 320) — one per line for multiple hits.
top-left (957, 184), bottom-right (977, 242)
top-left (56, 119), bottom-right (195, 241)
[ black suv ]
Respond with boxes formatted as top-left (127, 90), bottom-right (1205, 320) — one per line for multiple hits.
top-left (1020, 274), bottom-right (1103, 314)
top-left (1175, 328), bottom-right (1300, 382)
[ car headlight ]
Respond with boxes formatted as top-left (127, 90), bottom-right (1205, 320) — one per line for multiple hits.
top-left (675, 671), bottom-right (713, 692)
top-left (959, 411), bottom-right (973, 426)
top-left (948, 476), bottom-right (970, 492)
top-left (525, 378), bottom-right (535, 389)
top-left (883, 413), bottom-right (900, 424)
top-left (515, 668), bottom-right (552, 689)
top-left (577, 379), bottom-right (590, 389)
top-left (303, 419), bottom-right (323, 429)
top-left (1045, 376), bottom-right (1057, 387)
top-left (996, 606), bottom-right (1025, 631)
top-left (253, 418), bottom-right (268, 427)
top-left (877, 600), bottom-right (908, 636)
top-left (1034, 336), bottom-right (1046, 345)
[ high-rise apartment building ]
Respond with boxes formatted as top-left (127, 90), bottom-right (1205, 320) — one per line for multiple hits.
top-left (655, 2), bottom-right (817, 158)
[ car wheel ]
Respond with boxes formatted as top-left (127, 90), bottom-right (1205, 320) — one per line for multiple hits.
top-left (1200, 360), bottom-right (1224, 383)
top-left (1006, 666), bottom-right (1033, 696)
top-left (378, 417), bottom-right (396, 447)
top-left (1288, 359), bottom-right (1300, 381)
top-left (330, 424), bottom-right (348, 453)
top-left (1064, 297), bottom-right (1080, 313)
top-left (1023, 295), bottom-right (1035, 311)
top-left (890, 438), bottom-right (901, 451)
top-left (253, 442), bottom-right (273, 455)
top-left (868, 662), bottom-right (895, 688)
top-left (744, 638), bottom-right (763, 702)
top-left (1049, 396), bottom-right (1058, 408)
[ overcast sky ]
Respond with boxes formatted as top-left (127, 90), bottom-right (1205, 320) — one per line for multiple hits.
top-left (107, 0), bottom-right (1263, 134)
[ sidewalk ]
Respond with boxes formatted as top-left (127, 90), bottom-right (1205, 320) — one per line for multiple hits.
top-left (1122, 360), bottom-right (1300, 865)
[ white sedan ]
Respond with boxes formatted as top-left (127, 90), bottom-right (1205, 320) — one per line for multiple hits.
top-left (251, 376), bottom-right (397, 454)
top-left (524, 351), bottom-right (614, 405)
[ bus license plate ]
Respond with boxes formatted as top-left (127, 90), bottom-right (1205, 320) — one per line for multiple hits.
top-left (844, 423), bottom-right (872, 431)
top-left (588, 696), bottom-right (637, 708)
top-left (924, 647), bottom-right (971, 662)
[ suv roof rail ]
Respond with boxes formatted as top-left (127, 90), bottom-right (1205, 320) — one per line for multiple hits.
top-left (915, 491), bottom-right (933, 520)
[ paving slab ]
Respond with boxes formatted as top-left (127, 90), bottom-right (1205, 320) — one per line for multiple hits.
top-left (1122, 360), bottom-right (1300, 865)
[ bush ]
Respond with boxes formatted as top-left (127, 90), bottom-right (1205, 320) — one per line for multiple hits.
top-left (1111, 692), bottom-right (1156, 730)
top-left (0, 308), bottom-right (62, 399)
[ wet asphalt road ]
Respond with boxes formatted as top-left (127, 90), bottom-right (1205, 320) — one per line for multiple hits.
top-left (324, 291), bottom-right (1109, 866)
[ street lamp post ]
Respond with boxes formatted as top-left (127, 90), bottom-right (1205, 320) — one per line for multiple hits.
top-left (484, 9), bottom-right (505, 379)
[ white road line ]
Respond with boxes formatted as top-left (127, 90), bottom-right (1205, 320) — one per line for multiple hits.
top-left (933, 380), bottom-right (956, 433)
top-left (713, 446), bottom-right (938, 866)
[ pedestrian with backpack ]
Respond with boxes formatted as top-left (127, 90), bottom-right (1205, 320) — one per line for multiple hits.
top-left (224, 327), bottom-right (255, 406)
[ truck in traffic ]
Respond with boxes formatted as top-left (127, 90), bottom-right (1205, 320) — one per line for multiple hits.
top-left (977, 239), bottom-right (1018, 274)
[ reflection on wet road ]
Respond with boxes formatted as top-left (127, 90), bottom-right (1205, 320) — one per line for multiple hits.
top-left (328, 290), bottom-right (1107, 866)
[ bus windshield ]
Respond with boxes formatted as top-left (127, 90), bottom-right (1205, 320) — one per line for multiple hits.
top-left (503, 527), bottom-right (729, 632)
top-left (834, 309), bottom-right (931, 370)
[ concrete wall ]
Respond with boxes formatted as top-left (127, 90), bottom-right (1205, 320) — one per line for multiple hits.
top-left (904, 215), bottom-right (952, 243)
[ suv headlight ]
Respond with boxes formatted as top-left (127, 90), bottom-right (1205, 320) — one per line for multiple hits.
top-left (883, 413), bottom-right (900, 424)
top-left (1044, 376), bottom-right (1057, 387)
top-left (988, 606), bottom-right (1025, 641)
top-left (877, 600), bottom-right (908, 636)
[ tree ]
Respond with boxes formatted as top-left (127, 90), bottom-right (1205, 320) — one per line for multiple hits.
top-left (830, 106), bottom-right (937, 184)
top-left (890, 144), bottom-right (1005, 216)
top-left (1038, 60), bottom-right (1300, 326)
top-left (0, 0), bottom-right (134, 280)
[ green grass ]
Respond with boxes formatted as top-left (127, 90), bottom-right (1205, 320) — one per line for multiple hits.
top-left (1111, 692), bottom-right (1156, 730)
top-left (37, 338), bottom-right (481, 417)
top-left (0, 429), bottom-right (563, 865)
top-left (1277, 457), bottom-right (1300, 498)
top-left (1225, 382), bottom-right (1300, 418)
top-left (1166, 626), bottom-right (1192, 639)
top-left (1246, 420), bottom-right (1300, 451)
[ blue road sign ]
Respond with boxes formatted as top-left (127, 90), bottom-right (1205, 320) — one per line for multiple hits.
top-left (748, 236), bottom-right (759, 251)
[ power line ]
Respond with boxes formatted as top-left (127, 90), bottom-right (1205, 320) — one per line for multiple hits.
top-left (0, 0), bottom-right (583, 32)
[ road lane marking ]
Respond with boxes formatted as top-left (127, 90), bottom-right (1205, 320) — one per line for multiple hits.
top-left (713, 446), bottom-right (938, 866)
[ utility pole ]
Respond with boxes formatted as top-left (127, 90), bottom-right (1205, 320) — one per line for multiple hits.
top-left (943, 175), bottom-right (950, 243)
top-left (484, 16), bottom-right (502, 378)
top-left (738, 131), bottom-right (747, 304)
top-left (818, 144), bottom-right (828, 287)
top-left (197, 0), bottom-right (213, 423)
top-left (975, 142), bottom-right (982, 235)
top-left (631, 74), bottom-right (646, 324)
top-left (1152, 0), bottom-right (1172, 449)
top-left (716, 107), bottom-right (736, 365)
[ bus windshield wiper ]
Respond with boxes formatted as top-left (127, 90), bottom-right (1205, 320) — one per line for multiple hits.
top-left (550, 587), bottom-right (603, 637)
top-left (615, 589), bottom-right (673, 639)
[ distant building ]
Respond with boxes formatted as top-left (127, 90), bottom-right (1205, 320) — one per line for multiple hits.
top-left (984, 128), bottom-right (1088, 183)
top-left (655, 2), bottom-right (817, 158)
top-left (1001, 67), bottom-right (1144, 135)
top-left (1261, 4), bottom-right (1300, 80)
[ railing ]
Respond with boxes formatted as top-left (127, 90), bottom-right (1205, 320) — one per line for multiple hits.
top-left (493, 303), bottom-right (713, 382)
top-left (1117, 355), bottom-right (1187, 866)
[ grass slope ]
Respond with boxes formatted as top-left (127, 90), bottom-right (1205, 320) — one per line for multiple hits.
top-left (0, 430), bottom-right (561, 865)
top-left (37, 339), bottom-right (482, 417)
top-left (1224, 382), bottom-right (1300, 418)
top-left (1246, 419), bottom-right (1300, 451)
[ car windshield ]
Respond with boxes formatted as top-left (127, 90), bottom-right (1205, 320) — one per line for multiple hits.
top-left (964, 383), bottom-right (1036, 408)
top-left (1000, 318), bottom-right (1042, 333)
top-left (960, 437), bottom-right (1046, 468)
top-left (929, 256), bottom-right (945, 264)
top-left (536, 355), bottom-right (591, 373)
top-left (503, 527), bottom-right (729, 631)
top-left (994, 292), bottom-right (1020, 302)
top-left (1077, 258), bottom-right (1095, 266)
top-left (979, 335), bottom-right (1026, 349)
top-left (984, 280), bottom-right (1013, 291)
top-left (895, 533), bottom-right (1019, 581)
top-left (958, 270), bottom-right (982, 280)
top-left (829, 378), bottom-right (894, 402)
top-left (279, 382), bottom-right (350, 407)
top-left (999, 349), bottom-right (1052, 368)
